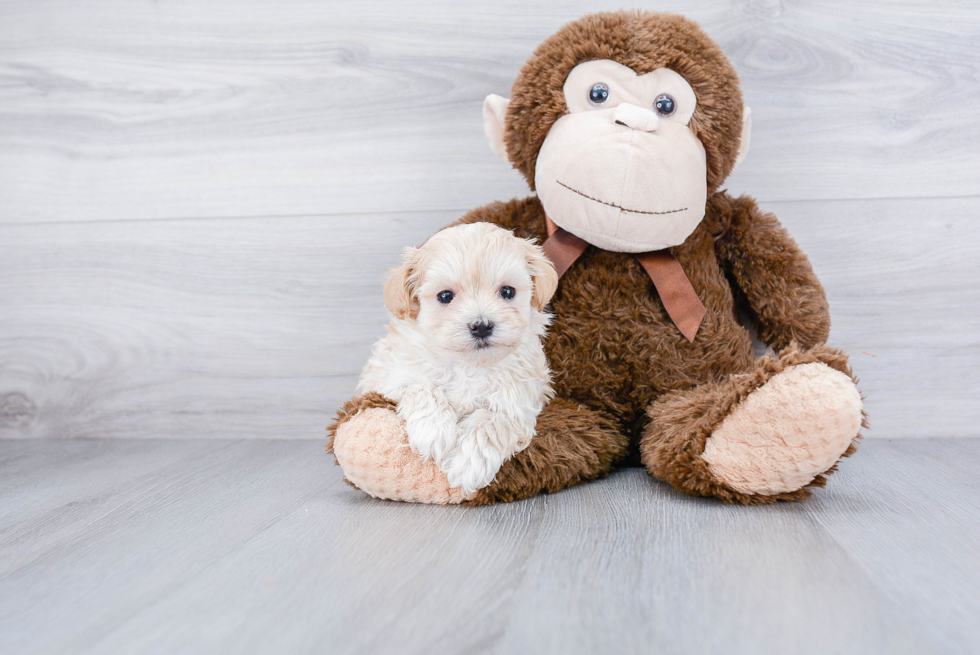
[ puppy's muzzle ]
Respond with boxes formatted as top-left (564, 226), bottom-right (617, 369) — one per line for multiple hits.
top-left (468, 320), bottom-right (494, 343)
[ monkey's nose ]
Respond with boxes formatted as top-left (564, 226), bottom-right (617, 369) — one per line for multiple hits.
top-left (468, 320), bottom-right (494, 339)
top-left (613, 103), bottom-right (659, 132)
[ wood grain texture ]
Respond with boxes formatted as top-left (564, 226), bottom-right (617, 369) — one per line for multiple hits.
top-left (1, 197), bottom-right (976, 441)
top-left (0, 0), bottom-right (978, 224)
top-left (0, 1), bottom-right (977, 442)
top-left (2, 4), bottom-right (976, 653)
top-left (1, 437), bottom-right (978, 654)
top-left (0, 209), bottom-right (449, 440)
top-left (802, 438), bottom-right (980, 654)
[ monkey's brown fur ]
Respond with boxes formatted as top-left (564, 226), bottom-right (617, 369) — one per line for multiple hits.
top-left (329, 11), bottom-right (863, 504)
top-left (452, 191), bottom-right (860, 505)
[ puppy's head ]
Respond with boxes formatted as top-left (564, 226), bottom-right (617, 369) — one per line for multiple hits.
top-left (384, 222), bottom-right (558, 365)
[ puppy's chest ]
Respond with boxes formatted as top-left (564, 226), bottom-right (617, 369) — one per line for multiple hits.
top-left (428, 363), bottom-right (524, 414)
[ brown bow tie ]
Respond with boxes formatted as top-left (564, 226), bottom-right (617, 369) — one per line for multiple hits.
top-left (541, 215), bottom-right (706, 342)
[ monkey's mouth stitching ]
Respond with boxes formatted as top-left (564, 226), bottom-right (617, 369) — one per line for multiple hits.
top-left (556, 181), bottom-right (687, 216)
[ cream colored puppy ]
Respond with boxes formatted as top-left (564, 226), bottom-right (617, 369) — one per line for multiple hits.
top-left (358, 222), bottom-right (558, 496)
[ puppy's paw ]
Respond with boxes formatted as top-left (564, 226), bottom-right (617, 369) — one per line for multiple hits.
top-left (441, 446), bottom-right (503, 497)
top-left (440, 410), bottom-right (506, 495)
top-left (514, 424), bottom-right (536, 452)
top-left (397, 390), bottom-right (458, 464)
top-left (405, 411), bottom-right (458, 464)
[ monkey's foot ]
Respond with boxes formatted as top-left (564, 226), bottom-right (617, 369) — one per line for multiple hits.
top-left (641, 346), bottom-right (865, 503)
top-left (327, 393), bottom-right (466, 505)
top-left (701, 362), bottom-right (863, 496)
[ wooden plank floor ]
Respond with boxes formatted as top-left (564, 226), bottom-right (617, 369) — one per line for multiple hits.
top-left (1, 438), bottom-right (978, 655)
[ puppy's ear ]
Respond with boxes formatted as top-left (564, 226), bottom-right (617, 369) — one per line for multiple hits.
top-left (523, 240), bottom-right (559, 311)
top-left (383, 247), bottom-right (421, 319)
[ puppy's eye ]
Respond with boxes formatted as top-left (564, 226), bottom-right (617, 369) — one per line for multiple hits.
top-left (654, 94), bottom-right (676, 117)
top-left (499, 286), bottom-right (515, 300)
top-left (588, 83), bottom-right (610, 107)
top-left (437, 290), bottom-right (454, 304)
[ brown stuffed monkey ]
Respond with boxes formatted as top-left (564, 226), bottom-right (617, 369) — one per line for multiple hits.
top-left (328, 10), bottom-right (865, 505)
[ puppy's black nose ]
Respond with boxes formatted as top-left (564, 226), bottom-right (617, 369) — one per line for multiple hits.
top-left (469, 320), bottom-right (494, 339)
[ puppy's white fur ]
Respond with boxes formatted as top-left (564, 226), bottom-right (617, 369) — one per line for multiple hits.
top-left (358, 222), bottom-right (558, 496)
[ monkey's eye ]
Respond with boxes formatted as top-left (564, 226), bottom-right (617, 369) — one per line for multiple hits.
top-left (437, 290), bottom-right (454, 304)
top-left (588, 83), bottom-right (610, 107)
top-left (654, 94), bottom-right (676, 117)
top-left (500, 286), bottom-right (516, 300)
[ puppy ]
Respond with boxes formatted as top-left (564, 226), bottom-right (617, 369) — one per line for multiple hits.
top-left (358, 222), bottom-right (558, 496)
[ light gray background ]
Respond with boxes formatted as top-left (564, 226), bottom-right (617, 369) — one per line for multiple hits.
top-left (1, 2), bottom-right (979, 654)
top-left (1, 0), bottom-right (977, 441)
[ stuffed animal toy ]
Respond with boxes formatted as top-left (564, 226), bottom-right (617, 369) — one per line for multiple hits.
top-left (328, 10), bottom-right (866, 505)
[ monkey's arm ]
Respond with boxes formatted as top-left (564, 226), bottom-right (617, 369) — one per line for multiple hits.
top-left (710, 192), bottom-right (830, 351)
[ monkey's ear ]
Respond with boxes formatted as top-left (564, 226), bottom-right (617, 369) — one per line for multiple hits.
top-left (383, 247), bottom-right (421, 319)
top-left (523, 240), bottom-right (559, 312)
top-left (483, 94), bottom-right (511, 164)
top-left (734, 106), bottom-right (752, 169)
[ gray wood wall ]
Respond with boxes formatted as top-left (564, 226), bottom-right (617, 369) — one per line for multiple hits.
top-left (1, 0), bottom-right (978, 440)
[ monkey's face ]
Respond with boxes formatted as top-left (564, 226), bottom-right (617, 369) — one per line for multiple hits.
top-left (483, 14), bottom-right (752, 251)
top-left (534, 60), bottom-right (708, 253)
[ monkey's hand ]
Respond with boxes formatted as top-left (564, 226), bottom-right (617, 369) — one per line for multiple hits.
top-left (396, 385), bottom-right (459, 464)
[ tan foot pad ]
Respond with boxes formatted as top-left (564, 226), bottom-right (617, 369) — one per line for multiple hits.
top-left (702, 362), bottom-right (863, 495)
top-left (333, 408), bottom-right (466, 505)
